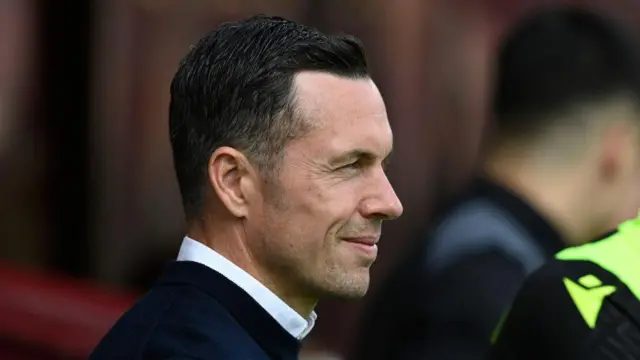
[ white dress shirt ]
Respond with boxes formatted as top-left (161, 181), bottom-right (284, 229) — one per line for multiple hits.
top-left (176, 236), bottom-right (317, 340)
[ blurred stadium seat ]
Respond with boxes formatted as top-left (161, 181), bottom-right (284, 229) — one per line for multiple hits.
top-left (0, 263), bottom-right (138, 360)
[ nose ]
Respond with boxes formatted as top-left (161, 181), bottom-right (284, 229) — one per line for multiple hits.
top-left (360, 171), bottom-right (404, 221)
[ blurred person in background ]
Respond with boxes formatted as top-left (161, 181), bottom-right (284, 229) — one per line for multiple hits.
top-left (487, 8), bottom-right (640, 359)
top-left (352, 5), bottom-right (640, 360)
top-left (89, 14), bottom-right (402, 360)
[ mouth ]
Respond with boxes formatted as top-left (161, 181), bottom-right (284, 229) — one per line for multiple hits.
top-left (341, 236), bottom-right (379, 246)
top-left (340, 236), bottom-right (380, 259)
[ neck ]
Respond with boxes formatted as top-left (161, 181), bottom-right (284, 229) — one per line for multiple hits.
top-left (187, 219), bottom-right (317, 317)
top-left (483, 151), bottom-right (597, 245)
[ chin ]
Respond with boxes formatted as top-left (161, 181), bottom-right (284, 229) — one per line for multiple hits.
top-left (339, 286), bottom-right (370, 300)
top-left (325, 273), bottom-right (371, 299)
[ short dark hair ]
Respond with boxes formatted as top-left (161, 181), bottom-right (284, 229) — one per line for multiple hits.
top-left (169, 15), bottom-right (369, 220)
top-left (493, 7), bottom-right (640, 134)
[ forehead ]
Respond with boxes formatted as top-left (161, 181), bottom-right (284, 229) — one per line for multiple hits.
top-left (291, 72), bottom-right (392, 154)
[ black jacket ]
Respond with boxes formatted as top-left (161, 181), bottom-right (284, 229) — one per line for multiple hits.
top-left (89, 261), bottom-right (302, 360)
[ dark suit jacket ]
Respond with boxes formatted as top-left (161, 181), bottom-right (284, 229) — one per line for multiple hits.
top-left (89, 261), bottom-right (301, 360)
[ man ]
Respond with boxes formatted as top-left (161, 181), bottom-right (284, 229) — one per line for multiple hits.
top-left (488, 216), bottom-right (640, 359)
top-left (486, 10), bottom-right (640, 359)
top-left (351, 6), bottom-right (640, 360)
top-left (89, 15), bottom-right (402, 360)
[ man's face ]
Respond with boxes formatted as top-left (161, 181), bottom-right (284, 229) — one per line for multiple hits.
top-left (247, 72), bottom-right (403, 300)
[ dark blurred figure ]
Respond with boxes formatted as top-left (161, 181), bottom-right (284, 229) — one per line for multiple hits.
top-left (89, 14), bottom-right (402, 360)
top-left (352, 5), bottom-right (640, 360)
top-left (487, 8), bottom-right (640, 360)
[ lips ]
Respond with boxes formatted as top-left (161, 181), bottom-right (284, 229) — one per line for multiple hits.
top-left (341, 236), bottom-right (379, 246)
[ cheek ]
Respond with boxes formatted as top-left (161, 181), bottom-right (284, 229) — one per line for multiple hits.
top-left (261, 185), bottom-right (327, 245)
top-left (314, 184), bottom-right (364, 235)
top-left (268, 173), bottom-right (365, 244)
top-left (292, 178), bottom-right (360, 220)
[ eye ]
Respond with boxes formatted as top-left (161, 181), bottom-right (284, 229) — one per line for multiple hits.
top-left (336, 160), bottom-right (363, 172)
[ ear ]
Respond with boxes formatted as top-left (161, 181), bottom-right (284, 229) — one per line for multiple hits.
top-left (208, 147), bottom-right (260, 218)
top-left (599, 122), bottom-right (636, 183)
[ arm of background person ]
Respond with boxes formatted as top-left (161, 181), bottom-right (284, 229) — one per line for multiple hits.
top-left (485, 259), bottom-right (631, 360)
top-left (486, 261), bottom-right (572, 360)
top-left (414, 249), bottom-right (528, 360)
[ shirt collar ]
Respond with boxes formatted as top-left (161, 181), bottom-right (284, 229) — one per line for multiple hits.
top-left (176, 237), bottom-right (316, 339)
top-left (472, 177), bottom-right (566, 255)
